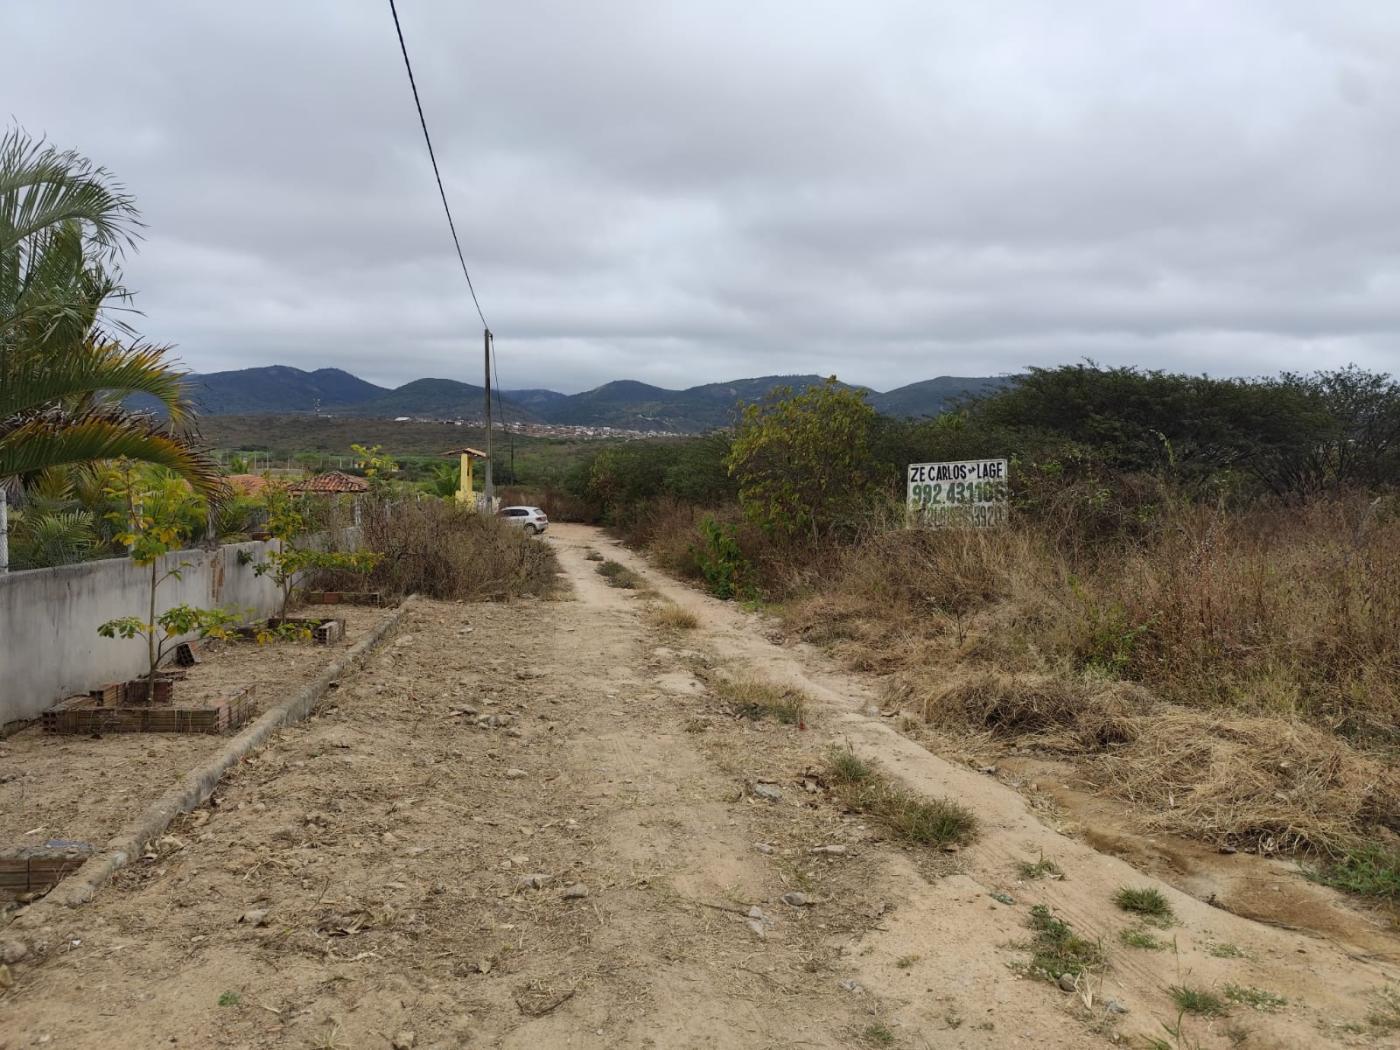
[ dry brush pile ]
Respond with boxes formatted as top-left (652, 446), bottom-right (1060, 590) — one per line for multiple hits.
top-left (316, 498), bottom-right (560, 601)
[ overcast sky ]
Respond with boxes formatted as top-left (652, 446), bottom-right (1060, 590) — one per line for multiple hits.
top-left (7, 1), bottom-right (1400, 393)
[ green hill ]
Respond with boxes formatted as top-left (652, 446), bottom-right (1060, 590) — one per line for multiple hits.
top-left (134, 365), bottom-right (1009, 432)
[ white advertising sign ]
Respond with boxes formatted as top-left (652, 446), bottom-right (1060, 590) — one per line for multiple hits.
top-left (907, 459), bottom-right (1009, 527)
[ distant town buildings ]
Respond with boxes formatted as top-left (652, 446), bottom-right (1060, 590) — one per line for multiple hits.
top-left (389, 415), bottom-right (681, 439)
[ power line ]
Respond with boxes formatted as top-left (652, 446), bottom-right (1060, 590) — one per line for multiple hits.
top-left (388, 0), bottom-right (514, 490)
top-left (387, 0), bottom-right (488, 330)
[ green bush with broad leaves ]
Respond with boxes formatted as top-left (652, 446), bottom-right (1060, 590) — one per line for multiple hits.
top-left (694, 515), bottom-right (750, 600)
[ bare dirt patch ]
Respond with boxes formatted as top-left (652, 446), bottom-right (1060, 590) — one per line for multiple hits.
top-left (0, 607), bottom-right (385, 854)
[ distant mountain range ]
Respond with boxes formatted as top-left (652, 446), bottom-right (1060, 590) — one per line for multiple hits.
top-left (149, 366), bottom-right (1011, 433)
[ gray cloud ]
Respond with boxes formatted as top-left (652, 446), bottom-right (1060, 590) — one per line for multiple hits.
top-left (6, 0), bottom-right (1399, 392)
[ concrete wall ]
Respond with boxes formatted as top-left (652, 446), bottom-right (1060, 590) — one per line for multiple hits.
top-left (0, 541), bottom-right (284, 724)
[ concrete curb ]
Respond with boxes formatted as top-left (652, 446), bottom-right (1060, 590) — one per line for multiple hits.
top-left (11, 596), bottom-right (416, 925)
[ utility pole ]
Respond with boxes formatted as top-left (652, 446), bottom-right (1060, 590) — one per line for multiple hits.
top-left (482, 327), bottom-right (495, 509)
top-left (0, 488), bottom-right (9, 574)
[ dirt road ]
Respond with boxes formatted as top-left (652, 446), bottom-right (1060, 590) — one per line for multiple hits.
top-left (4, 524), bottom-right (1397, 1049)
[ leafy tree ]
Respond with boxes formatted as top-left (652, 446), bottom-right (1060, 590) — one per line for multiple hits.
top-left (661, 434), bottom-right (735, 505)
top-left (96, 461), bottom-right (232, 701)
top-left (350, 443), bottom-right (398, 485)
top-left (210, 492), bottom-right (262, 539)
top-left (727, 377), bottom-right (881, 542)
top-left (10, 506), bottom-right (97, 568)
top-left (586, 444), bottom-right (670, 521)
top-left (1272, 367), bottom-right (1400, 494)
top-left (694, 515), bottom-right (751, 600)
top-left (0, 128), bottom-right (221, 495)
top-left (956, 363), bottom-right (1398, 500)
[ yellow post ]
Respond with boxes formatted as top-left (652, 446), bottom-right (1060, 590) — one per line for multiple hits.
top-left (457, 452), bottom-right (474, 503)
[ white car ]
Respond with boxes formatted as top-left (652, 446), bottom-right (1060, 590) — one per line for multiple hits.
top-left (497, 505), bottom-right (549, 535)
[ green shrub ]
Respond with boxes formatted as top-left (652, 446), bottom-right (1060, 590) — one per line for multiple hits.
top-left (729, 378), bottom-right (882, 543)
top-left (695, 515), bottom-right (750, 600)
top-left (1113, 886), bottom-right (1175, 923)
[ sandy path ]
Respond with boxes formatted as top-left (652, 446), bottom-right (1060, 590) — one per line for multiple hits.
top-left (2, 524), bottom-right (1397, 1049)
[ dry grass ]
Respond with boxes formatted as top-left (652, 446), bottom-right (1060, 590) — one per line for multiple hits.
top-left (596, 559), bottom-right (645, 590)
top-left (777, 496), bottom-right (1400, 863)
top-left (649, 603), bottom-right (700, 631)
top-left (1369, 985), bottom-right (1400, 1031)
top-left (629, 489), bottom-right (1400, 877)
top-left (1017, 853), bottom-right (1064, 880)
top-left (712, 676), bottom-right (808, 725)
top-left (318, 498), bottom-right (559, 601)
top-left (1224, 984), bottom-right (1286, 1012)
top-left (1087, 501), bottom-right (1400, 734)
top-left (1089, 711), bottom-right (1400, 852)
top-left (913, 671), bottom-right (1400, 852)
top-left (916, 672), bottom-right (1150, 751)
top-left (789, 495), bottom-right (1400, 733)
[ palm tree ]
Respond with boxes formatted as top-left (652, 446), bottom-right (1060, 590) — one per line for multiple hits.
top-left (1, 128), bottom-right (221, 568)
top-left (4, 465), bottom-right (98, 569)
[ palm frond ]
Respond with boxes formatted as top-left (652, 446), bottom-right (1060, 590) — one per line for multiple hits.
top-left (0, 338), bottom-right (193, 422)
top-left (0, 411), bottom-right (225, 500)
top-left (2, 219), bottom-right (134, 351)
top-left (0, 127), bottom-right (141, 259)
top-left (10, 507), bottom-right (97, 569)
top-left (24, 465), bottom-right (78, 504)
top-left (0, 126), bottom-right (215, 502)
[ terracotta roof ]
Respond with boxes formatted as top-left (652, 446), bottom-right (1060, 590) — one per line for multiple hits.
top-left (289, 470), bottom-right (370, 494)
top-left (441, 447), bottom-right (489, 458)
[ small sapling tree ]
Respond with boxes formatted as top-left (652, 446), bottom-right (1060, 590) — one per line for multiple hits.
top-left (98, 605), bottom-right (240, 695)
top-left (254, 482), bottom-right (379, 619)
top-left (97, 463), bottom-right (237, 702)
